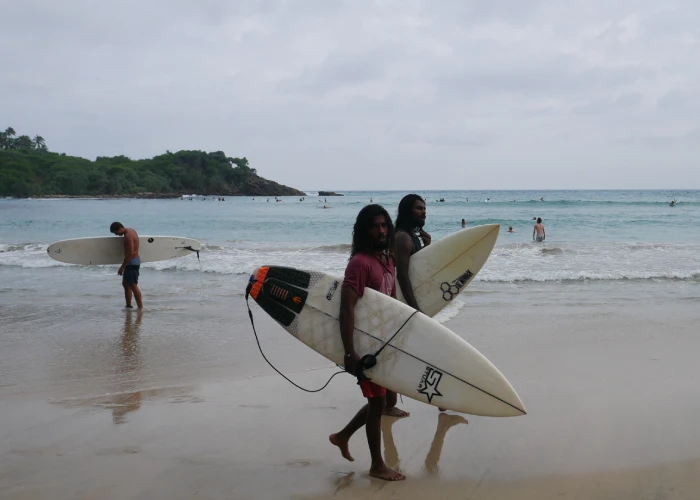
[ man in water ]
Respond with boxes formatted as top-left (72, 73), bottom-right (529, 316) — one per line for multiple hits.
top-left (329, 204), bottom-right (406, 481)
top-left (533, 218), bottom-right (545, 242)
top-left (395, 194), bottom-right (446, 412)
top-left (110, 222), bottom-right (143, 309)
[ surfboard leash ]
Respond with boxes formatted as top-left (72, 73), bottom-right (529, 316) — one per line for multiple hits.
top-left (244, 291), bottom-right (347, 393)
top-left (244, 280), bottom-right (420, 392)
top-left (178, 245), bottom-right (200, 262)
top-left (354, 310), bottom-right (419, 383)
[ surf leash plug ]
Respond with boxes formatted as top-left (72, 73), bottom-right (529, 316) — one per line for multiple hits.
top-left (354, 354), bottom-right (377, 384)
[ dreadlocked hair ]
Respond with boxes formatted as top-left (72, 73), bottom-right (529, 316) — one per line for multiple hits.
top-left (395, 194), bottom-right (425, 231)
top-left (349, 204), bottom-right (395, 260)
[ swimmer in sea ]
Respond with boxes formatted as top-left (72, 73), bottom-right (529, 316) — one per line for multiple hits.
top-left (508, 226), bottom-right (514, 233)
top-left (533, 218), bottom-right (545, 242)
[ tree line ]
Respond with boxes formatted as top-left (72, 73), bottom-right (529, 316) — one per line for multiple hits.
top-left (0, 127), bottom-right (47, 152)
top-left (0, 126), bottom-right (271, 198)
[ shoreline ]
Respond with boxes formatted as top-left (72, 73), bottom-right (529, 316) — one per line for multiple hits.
top-left (3, 298), bottom-right (700, 499)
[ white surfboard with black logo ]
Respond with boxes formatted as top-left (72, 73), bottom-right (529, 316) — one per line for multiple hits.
top-left (394, 224), bottom-right (500, 317)
top-left (248, 263), bottom-right (525, 417)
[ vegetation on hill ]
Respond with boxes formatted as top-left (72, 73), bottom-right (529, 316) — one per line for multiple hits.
top-left (0, 127), bottom-right (305, 198)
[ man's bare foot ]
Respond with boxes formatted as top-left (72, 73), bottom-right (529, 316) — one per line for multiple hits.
top-left (329, 433), bottom-right (354, 462)
top-left (383, 407), bottom-right (410, 418)
top-left (369, 463), bottom-right (406, 481)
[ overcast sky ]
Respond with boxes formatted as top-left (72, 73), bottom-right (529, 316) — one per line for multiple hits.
top-left (2, 1), bottom-right (699, 190)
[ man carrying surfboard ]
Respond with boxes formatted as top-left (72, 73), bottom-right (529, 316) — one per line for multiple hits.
top-left (395, 194), bottom-right (430, 314)
top-left (395, 194), bottom-right (449, 412)
top-left (329, 204), bottom-right (406, 481)
top-left (109, 222), bottom-right (143, 309)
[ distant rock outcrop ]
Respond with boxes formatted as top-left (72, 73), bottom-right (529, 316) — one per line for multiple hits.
top-left (234, 177), bottom-right (306, 197)
top-left (318, 191), bottom-right (343, 196)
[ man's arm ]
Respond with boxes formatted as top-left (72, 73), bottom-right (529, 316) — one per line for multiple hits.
top-left (542, 228), bottom-right (545, 240)
top-left (395, 232), bottom-right (421, 312)
top-left (533, 226), bottom-right (536, 240)
top-left (339, 286), bottom-right (361, 374)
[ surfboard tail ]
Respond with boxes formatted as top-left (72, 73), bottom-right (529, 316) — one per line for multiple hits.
top-left (247, 266), bottom-right (311, 326)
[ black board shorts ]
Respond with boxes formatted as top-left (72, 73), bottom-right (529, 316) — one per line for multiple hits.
top-left (123, 264), bottom-right (140, 285)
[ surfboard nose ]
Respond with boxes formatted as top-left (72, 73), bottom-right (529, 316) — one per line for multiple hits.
top-left (501, 386), bottom-right (527, 416)
top-left (465, 223), bottom-right (500, 244)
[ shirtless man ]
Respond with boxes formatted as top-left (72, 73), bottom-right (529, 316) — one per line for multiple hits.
top-left (533, 218), bottom-right (545, 242)
top-left (110, 222), bottom-right (143, 308)
top-left (329, 204), bottom-right (406, 481)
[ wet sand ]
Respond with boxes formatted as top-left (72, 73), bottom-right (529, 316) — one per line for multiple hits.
top-left (2, 297), bottom-right (700, 499)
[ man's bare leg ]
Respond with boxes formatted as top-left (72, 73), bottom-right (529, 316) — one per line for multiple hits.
top-left (367, 396), bottom-right (405, 481)
top-left (130, 284), bottom-right (143, 309)
top-left (383, 390), bottom-right (410, 418)
top-left (123, 281), bottom-right (133, 308)
top-left (329, 404), bottom-right (368, 462)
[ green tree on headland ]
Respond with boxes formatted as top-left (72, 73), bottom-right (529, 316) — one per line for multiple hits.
top-left (0, 127), bottom-right (305, 198)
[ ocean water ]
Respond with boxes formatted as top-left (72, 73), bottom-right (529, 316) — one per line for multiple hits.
top-left (1, 190), bottom-right (699, 315)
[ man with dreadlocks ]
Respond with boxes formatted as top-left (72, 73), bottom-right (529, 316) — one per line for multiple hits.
top-left (328, 204), bottom-right (406, 481)
top-left (395, 194), bottom-right (447, 412)
top-left (395, 194), bottom-right (430, 312)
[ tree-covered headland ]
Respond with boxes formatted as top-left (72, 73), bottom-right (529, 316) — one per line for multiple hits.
top-left (0, 127), bottom-right (305, 198)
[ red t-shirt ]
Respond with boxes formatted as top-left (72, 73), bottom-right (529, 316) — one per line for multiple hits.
top-left (342, 252), bottom-right (396, 298)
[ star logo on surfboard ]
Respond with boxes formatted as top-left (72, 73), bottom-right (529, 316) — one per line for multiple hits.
top-left (418, 366), bottom-right (443, 403)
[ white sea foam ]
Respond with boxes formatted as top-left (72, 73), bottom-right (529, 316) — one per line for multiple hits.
top-left (434, 298), bottom-right (465, 324)
top-left (3, 240), bottom-right (700, 283)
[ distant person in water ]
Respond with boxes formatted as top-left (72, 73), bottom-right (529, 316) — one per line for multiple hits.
top-left (110, 222), bottom-right (143, 309)
top-left (461, 219), bottom-right (466, 228)
top-left (508, 226), bottom-right (514, 233)
top-left (328, 204), bottom-right (406, 481)
top-left (533, 218), bottom-right (545, 242)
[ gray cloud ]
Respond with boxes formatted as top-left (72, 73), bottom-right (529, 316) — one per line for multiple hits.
top-left (1, 0), bottom-right (699, 189)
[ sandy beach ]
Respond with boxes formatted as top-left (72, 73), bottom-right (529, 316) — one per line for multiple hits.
top-left (2, 292), bottom-right (700, 499)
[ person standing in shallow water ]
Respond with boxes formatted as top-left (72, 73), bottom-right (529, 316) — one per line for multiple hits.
top-left (533, 218), bottom-right (545, 242)
top-left (329, 204), bottom-right (406, 481)
top-left (110, 222), bottom-right (143, 309)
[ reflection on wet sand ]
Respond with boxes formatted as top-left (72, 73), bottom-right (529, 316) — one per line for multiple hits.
top-left (50, 309), bottom-right (198, 423)
top-left (423, 413), bottom-right (469, 475)
top-left (381, 412), bottom-right (468, 476)
top-left (111, 309), bottom-right (144, 424)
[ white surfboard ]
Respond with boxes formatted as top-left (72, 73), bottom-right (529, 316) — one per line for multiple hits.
top-left (47, 236), bottom-right (201, 265)
top-left (395, 224), bottom-right (499, 317)
top-left (248, 266), bottom-right (525, 417)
